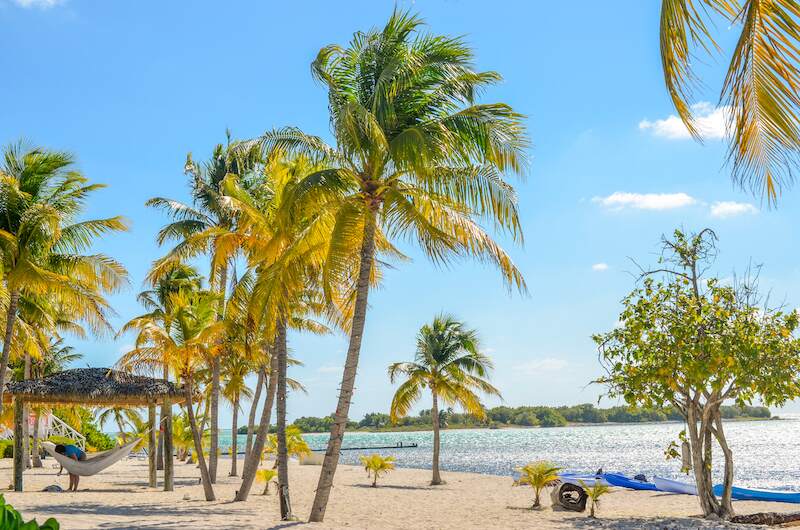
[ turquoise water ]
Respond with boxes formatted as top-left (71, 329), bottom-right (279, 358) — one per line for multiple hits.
top-left (218, 416), bottom-right (800, 490)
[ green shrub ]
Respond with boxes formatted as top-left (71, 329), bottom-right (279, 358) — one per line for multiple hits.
top-left (46, 435), bottom-right (77, 446)
top-left (0, 493), bottom-right (59, 529)
top-left (0, 440), bottom-right (13, 459)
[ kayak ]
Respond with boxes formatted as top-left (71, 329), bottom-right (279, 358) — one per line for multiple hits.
top-left (712, 485), bottom-right (800, 504)
top-left (604, 473), bottom-right (658, 491)
top-left (558, 473), bottom-right (612, 488)
top-left (653, 476), bottom-right (697, 495)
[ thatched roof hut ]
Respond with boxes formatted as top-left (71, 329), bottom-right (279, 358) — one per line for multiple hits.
top-left (4, 367), bottom-right (183, 406)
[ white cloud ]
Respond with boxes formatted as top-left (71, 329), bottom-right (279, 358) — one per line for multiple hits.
top-left (12, 0), bottom-right (64, 7)
top-left (592, 263), bottom-right (609, 272)
top-left (514, 358), bottom-right (568, 374)
top-left (710, 201), bottom-right (759, 219)
top-left (118, 344), bottom-right (133, 354)
top-left (639, 102), bottom-right (728, 140)
top-left (592, 192), bottom-right (697, 211)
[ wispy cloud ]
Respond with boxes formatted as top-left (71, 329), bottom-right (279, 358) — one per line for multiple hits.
top-left (710, 201), bottom-right (759, 219)
top-left (592, 263), bottom-right (609, 272)
top-left (592, 192), bottom-right (697, 211)
top-left (513, 358), bottom-right (568, 374)
top-left (11, 0), bottom-right (64, 8)
top-left (317, 365), bottom-right (342, 374)
top-left (639, 102), bottom-right (728, 140)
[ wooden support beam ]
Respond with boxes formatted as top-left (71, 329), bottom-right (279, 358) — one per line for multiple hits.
top-left (13, 398), bottom-right (24, 491)
top-left (163, 397), bottom-right (173, 492)
top-left (148, 403), bottom-right (157, 488)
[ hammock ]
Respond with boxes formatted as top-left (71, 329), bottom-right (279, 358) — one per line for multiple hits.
top-left (42, 438), bottom-right (141, 477)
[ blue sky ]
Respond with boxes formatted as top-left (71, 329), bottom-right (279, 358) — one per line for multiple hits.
top-left (2, 0), bottom-right (799, 427)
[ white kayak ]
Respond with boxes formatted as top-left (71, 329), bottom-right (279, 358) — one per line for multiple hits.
top-left (654, 476), bottom-right (697, 495)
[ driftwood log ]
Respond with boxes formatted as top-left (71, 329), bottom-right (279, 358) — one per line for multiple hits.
top-left (730, 512), bottom-right (800, 526)
top-left (550, 483), bottom-right (588, 512)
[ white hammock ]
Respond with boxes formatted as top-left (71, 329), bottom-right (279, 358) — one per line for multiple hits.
top-left (42, 438), bottom-right (140, 477)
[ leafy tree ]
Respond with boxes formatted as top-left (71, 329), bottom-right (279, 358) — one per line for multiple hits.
top-left (247, 10), bottom-right (527, 520)
top-left (514, 461), bottom-right (561, 509)
top-left (389, 314), bottom-right (500, 485)
top-left (659, 1), bottom-right (800, 204)
top-left (594, 229), bottom-right (800, 519)
top-left (535, 409), bottom-right (567, 428)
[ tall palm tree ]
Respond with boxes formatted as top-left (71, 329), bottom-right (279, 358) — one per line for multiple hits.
top-left (0, 141), bottom-right (129, 408)
top-left (246, 11), bottom-right (527, 520)
top-left (659, 1), bottom-right (800, 204)
top-left (388, 314), bottom-right (500, 485)
top-left (118, 290), bottom-right (225, 501)
top-left (221, 158), bottom-right (331, 513)
top-left (97, 406), bottom-right (143, 438)
top-left (146, 134), bottom-right (259, 483)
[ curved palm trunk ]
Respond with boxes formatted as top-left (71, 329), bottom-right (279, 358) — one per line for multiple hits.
top-left (229, 392), bottom-right (239, 476)
top-left (275, 319), bottom-right (293, 520)
top-left (235, 355), bottom-right (277, 502)
top-left (310, 216), bottom-right (376, 522)
top-left (209, 264), bottom-right (228, 484)
top-left (0, 290), bottom-right (20, 411)
top-left (185, 374), bottom-right (215, 501)
top-left (209, 356), bottom-right (220, 483)
top-left (244, 363), bottom-right (265, 461)
top-left (430, 390), bottom-right (443, 485)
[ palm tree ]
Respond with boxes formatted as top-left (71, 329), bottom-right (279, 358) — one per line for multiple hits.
top-left (97, 406), bottom-right (143, 438)
top-left (221, 157), bottom-right (331, 514)
top-left (221, 354), bottom-right (252, 476)
top-left (659, 1), bottom-right (800, 204)
top-left (389, 314), bottom-right (500, 485)
top-left (121, 263), bottom-right (201, 470)
top-left (146, 134), bottom-right (260, 483)
top-left (514, 461), bottom-right (562, 509)
top-left (359, 454), bottom-right (396, 488)
top-left (0, 141), bottom-right (129, 408)
top-left (245, 11), bottom-right (528, 520)
top-left (118, 290), bottom-right (225, 501)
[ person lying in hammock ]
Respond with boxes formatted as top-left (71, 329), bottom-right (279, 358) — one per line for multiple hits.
top-left (55, 443), bottom-right (86, 491)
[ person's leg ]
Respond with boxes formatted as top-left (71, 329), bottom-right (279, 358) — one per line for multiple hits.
top-left (74, 474), bottom-right (80, 491)
top-left (68, 473), bottom-right (75, 491)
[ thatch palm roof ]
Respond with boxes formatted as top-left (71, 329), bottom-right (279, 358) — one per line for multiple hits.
top-left (4, 368), bottom-right (183, 406)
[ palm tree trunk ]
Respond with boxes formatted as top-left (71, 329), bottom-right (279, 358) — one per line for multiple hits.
top-left (275, 319), bottom-right (293, 520)
top-left (185, 374), bottom-right (215, 501)
top-left (22, 353), bottom-right (31, 469)
top-left (157, 365), bottom-right (168, 471)
top-left (235, 355), bottom-right (277, 502)
top-left (310, 215), bottom-right (377, 522)
top-left (244, 362), bottom-right (265, 461)
top-left (31, 410), bottom-right (42, 468)
top-left (430, 389), bottom-right (443, 485)
top-left (229, 392), bottom-right (239, 476)
top-left (0, 290), bottom-right (20, 412)
top-left (209, 263), bottom-right (228, 484)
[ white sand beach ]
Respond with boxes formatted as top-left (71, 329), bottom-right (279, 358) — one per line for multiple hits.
top-left (2, 456), bottom-right (798, 529)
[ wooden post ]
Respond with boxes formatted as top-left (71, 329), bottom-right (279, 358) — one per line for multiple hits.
top-left (13, 398), bottom-right (24, 491)
top-left (163, 396), bottom-right (173, 491)
top-left (148, 403), bottom-right (157, 488)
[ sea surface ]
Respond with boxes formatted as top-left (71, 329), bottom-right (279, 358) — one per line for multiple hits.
top-left (218, 415), bottom-right (800, 490)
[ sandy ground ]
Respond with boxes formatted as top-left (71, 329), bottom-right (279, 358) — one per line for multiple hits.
top-left (1, 456), bottom-right (797, 529)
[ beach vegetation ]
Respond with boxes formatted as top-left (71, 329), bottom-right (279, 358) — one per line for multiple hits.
top-left (594, 229), bottom-right (800, 519)
top-left (514, 460), bottom-right (561, 509)
top-left (359, 454), bottom-right (396, 487)
top-left (389, 315), bottom-right (500, 485)
top-left (579, 480), bottom-right (610, 518)
top-left (0, 494), bottom-right (59, 529)
top-left (256, 468), bottom-right (277, 495)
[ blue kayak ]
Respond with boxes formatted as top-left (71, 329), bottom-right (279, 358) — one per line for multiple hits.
top-left (604, 473), bottom-right (658, 491)
top-left (558, 473), bottom-right (612, 487)
top-left (712, 485), bottom-right (800, 504)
